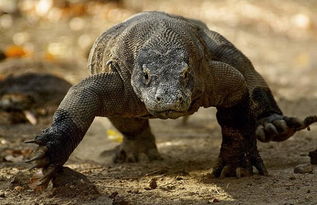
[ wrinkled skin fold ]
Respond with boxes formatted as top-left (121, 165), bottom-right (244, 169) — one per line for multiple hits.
top-left (25, 11), bottom-right (317, 189)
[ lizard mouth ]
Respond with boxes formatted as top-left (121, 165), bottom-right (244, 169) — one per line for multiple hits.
top-left (149, 109), bottom-right (185, 119)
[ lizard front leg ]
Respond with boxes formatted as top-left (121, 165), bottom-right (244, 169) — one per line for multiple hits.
top-left (207, 61), bottom-right (267, 177)
top-left (213, 95), bottom-right (267, 177)
top-left (25, 72), bottom-right (140, 188)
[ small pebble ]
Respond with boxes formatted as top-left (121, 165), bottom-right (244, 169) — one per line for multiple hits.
top-left (149, 178), bottom-right (158, 189)
top-left (309, 149), bottom-right (317, 164)
top-left (127, 190), bottom-right (140, 194)
top-left (14, 186), bottom-right (23, 191)
top-left (208, 198), bottom-right (220, 203)
top-left (175, 176), bottom-right (183, 180)
top-left (294, 164), bottom-right (313, 174)
top-left (289, 176), bottom-right (296, 180)
top-left (109, 192), bottom-right (118, 199)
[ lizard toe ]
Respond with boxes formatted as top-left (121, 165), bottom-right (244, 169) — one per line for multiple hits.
top-left (257, 114), bottom-right (317, 142)
top-left (236, 167), bottom-right (252, 178)
top-left (146, 148), bottom-right (163, 161)
top-left (219, 166), bottom-right (236, 178)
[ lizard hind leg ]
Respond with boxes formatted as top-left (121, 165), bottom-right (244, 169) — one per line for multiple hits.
top-left (108, 117), bottom-right (162, 163)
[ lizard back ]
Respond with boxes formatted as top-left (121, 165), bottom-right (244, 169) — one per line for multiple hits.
top-left (88, 11), bottom-right (205, 77)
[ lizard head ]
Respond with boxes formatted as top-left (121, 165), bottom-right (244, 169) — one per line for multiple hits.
top-left (131, 47), bottom-right (194, 119)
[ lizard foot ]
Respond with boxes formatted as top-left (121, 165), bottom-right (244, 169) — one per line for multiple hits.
top-left (25, 128), bottom-right (71, 190)
top-left (212, 143), bottom-right (267, 178)
top-left (113, 139), bottom-right (162, 163)
top-left (25, 143), bottom-right (59, 190)
top-left (256, 114), bottom-right (317, 142)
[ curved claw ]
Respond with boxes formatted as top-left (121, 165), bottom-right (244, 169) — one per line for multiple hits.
top-left (37, 166), bottom-right (57, 186)
top-left (26, 146), bottom-right (49, 175)
top-left (29, 165), bottom-right (57, 190)
top-left (252, 156), bottom-right (268, 176)
top-left (264, 123), bottom-right (278, 137)
top-left (217, 166), bottom-right (253, 178)
top-left (211, 158), bottom-right (225, 178)
top-left (113, 144), bottom-right (162, 164)
top-left (24, 139), bottom-right (40, 144)
top-left (212, 151), bottom-right (267, 178)
top-left (220, 166), bottom-right (234, 178)
top-left (28, 158), bottom-right (50, 170)
top-left (272, 120), bottom-right (287, 133)
top-left (25, 156), bottom-right (43, 163)
top-left (27, 145), bottom-right (60, 190)
top-left (25, 146), bottom-right (48, 163)
top-left (256, 125), bottom-right (267, 142)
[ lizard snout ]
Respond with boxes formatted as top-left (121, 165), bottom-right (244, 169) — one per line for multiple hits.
top-left (145, 86), bottom-right (191, 116)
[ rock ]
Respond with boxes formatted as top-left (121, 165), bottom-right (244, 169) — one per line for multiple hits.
top-left (36, 167), bottom-right (101, 199)
top-left (13, 185), bottom-right (23, 191)
top-left (208, 198), bottom-right (220, 203)
top-left (294, 164), bottom-right (313, 174)
top-left (0, 72), bottom-right (72, 125)
top-left (289, 176), bottom-right (296, 180)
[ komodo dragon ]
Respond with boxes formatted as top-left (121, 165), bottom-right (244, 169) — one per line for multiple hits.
top-left (26, 11), bottom-right (317, 187)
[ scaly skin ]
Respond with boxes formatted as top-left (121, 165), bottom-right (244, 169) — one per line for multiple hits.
top-left (26, 11), bottom-right (317, 188)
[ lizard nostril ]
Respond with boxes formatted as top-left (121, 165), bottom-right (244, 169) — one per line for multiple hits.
top-left (178, 96), bottom-right (183, 103)
top-left (156, 96), bottom-right (161, 102)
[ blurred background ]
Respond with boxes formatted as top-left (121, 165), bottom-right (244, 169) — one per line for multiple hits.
top-left (0, 0), bottom-right (317, 97)
top-left (1, 1), bottom-right (317, 204)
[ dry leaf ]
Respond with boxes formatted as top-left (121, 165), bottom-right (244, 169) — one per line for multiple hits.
top-left (4, 155), bottom-right (24, 163)
top-left (23, 110), bottom-right (37, 125)
top-left (43, 52), bottom-right (56, 61)
top-left (4, 45), bottom-right (29, 58)
top-left (28, 170), bottom-right (49, 191)
top-left (107, 129), bottom-right (123, 143)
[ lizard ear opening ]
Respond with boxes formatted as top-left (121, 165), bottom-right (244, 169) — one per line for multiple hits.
top-left (105, 60), bottom-right (119, 72)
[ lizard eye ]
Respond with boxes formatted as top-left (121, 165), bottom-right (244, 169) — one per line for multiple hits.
top-left (143, 71), bottom-right (150, 85)
top-left (183, 69), bottom-right (189, 79)
top-left (142, 65), bottom-right (150, 84)
top-left (144, 71), bottom-right (149, 80)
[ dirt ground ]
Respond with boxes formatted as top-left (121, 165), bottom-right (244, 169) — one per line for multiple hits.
top-left (0, 0), bottom-right (317, 204)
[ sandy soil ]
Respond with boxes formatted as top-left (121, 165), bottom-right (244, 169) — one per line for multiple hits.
top-left (0, 0), bottom-right (317, 204)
